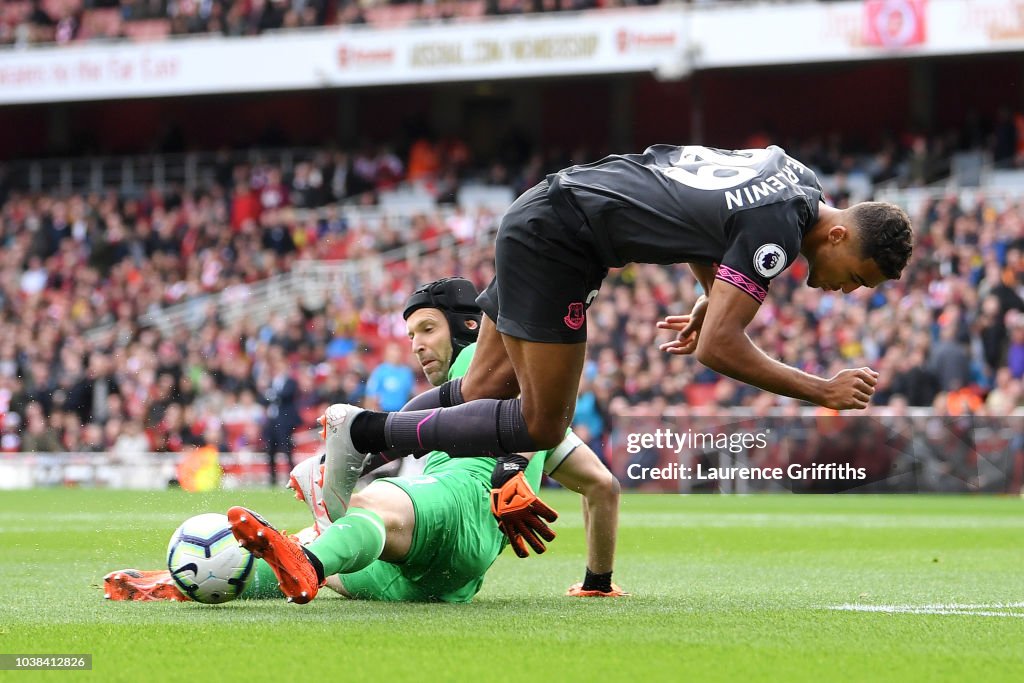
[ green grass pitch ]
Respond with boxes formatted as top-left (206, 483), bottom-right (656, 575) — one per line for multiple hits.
top-left (2, 489), bottom-right (1023, 682)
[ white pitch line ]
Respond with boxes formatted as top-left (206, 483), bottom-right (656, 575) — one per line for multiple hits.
top-left (830, 603), bottom-right (1024, 617)
top-left (917, 611), bottom-right (1024, 618)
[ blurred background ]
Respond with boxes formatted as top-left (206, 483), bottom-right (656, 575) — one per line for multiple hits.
top-left (0, 0), bottom-right (1022, 492)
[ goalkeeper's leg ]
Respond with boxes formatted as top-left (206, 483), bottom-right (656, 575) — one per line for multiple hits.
top-left (228, 482), bottom-right (415, 603)
top-left (306, 481), bottom-right (414, 572)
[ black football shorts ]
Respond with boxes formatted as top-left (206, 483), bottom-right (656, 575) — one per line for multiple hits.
top-left (476, 180), bottom-right (607, 344)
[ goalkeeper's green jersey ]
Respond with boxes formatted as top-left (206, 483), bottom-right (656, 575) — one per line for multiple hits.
top-left (421, 343), bottom-right (547, 489)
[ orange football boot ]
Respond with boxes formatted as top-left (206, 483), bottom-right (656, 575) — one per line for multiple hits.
top-left (227, 506), bottom-right (320, 604)
top-left (566, 582), bottom-right (630, 598)
top-left (103, 569), bottom-right (190, 602)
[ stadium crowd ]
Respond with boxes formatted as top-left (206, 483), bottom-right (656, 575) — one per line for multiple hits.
top-left (0, 0), bottom-right (660, 46)
top-left (1, 127), bottom-right (1023, 471)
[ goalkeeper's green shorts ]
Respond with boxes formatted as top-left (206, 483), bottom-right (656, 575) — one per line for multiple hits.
top-left (339, 471), bottom-right (504, 603)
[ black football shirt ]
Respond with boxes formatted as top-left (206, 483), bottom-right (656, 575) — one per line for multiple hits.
top-left (547, 144), bottom-right (822, 303)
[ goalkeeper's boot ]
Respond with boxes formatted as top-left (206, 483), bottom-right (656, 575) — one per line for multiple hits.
top-left (286, 454), bottom-right (331, 535)
top-left (566, 582), bottom-right (630, 598)
top-left (319, 404), bottom-right (369, 522)
top-left (103, 569), bottom-right (190, 602)
top-left (227, 506), bottom-right (320, 604)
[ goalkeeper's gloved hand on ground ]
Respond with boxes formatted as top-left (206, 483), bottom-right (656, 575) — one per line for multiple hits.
top-left (490, 454), bottom-right (558, 558)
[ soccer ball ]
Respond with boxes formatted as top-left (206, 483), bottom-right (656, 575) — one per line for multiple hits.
top-left (167, 513), bottom-right (254, 604)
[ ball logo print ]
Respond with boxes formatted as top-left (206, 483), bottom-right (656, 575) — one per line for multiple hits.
top-left (753, 244), bottom-right (786, 278)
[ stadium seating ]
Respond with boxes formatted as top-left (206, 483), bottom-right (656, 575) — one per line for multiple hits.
top-left (1, 125), bottom-right (1022, 489)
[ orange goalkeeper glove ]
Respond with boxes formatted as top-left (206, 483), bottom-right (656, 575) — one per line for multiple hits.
top-left (490, 455), bottom-right (558, 558)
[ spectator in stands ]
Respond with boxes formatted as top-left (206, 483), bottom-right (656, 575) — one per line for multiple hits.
top-left (259, 168), bottom-right (290, 211)
top-left (340, 369), bottom-right (367, 406)
top-left (61, 414), bottom-right (84, 452)
top-left (255, 0), bottom-right (287, 34)
top-left (315, 369), bottom-right (349, 406)
top-left (221, 388), bottom-right (265, 436)
top-left (1, 412), bottom-right (22, 452)
top-left (334, 1), bottom-right (367, 27)
top-left (66, 353), bottom-right (121, 425)
top-left (81, 422), bottom-right (108, 452)
top-left (407, 137), bottom-right (441, 185)
top-left (289, 162), bottom-right (324, 209)
top-left (260, 349), bottom-right (300, 485)
top-left (1007, 312), bottom-right (1024, 379)
top-left (26, 0), bottom-right (55, 43)
top-left (20, 402), bottom-right (61, 453)
top-left (977, 294), bottom-right (1009, 374)
top-left (986, 368), bottom-right (1021, 414)
top-left (364, 342), bottom-right (415, 412)
top-left (929, 322), bottom-right (972, 392)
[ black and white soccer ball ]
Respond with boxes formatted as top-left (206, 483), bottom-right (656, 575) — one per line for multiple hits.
top-left (166, 513), bottom-right (254, 604)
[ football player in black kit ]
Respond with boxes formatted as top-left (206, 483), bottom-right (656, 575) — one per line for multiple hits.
top-left (308, 145), bottom-right (915, 575)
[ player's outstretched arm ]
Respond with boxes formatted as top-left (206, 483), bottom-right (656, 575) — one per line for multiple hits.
top-left (549, 439), bottom-right (620, 579)
top-left (680, 280), bottom-right (879, 410)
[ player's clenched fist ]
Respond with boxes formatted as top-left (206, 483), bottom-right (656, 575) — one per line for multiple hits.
top-left (821, 367), bottom-right (879, 410)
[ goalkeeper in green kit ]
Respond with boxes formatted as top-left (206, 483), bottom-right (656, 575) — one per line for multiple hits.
top-left (229, 277), bottom-right (625, 603)
top-left (106, 277), bottom-right (624, 603)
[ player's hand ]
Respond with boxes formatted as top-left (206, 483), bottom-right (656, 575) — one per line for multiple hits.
top-left (656, 295), bottom-right (708, 356)
top-left (820, 367), bottom-right (879, 410)
top-left (490, 463), bottom-right (558, 558)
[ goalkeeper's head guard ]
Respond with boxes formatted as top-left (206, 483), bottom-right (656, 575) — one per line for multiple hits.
top-left (403, 277), bottom-right (482, 363)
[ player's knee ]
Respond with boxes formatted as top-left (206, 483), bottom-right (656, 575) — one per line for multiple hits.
top-left (596, 468), bottom-right (620, 496)
top-left (520, 393), bottom-right (576, 449)
top-left (349, 490), bottom-right (370, 510)
top-left (525, 417), bottom-right (571, 450)
top-left (348, 483), bottom-right (413, 536)
top-left (348, 488), bottom-right (396, 527)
